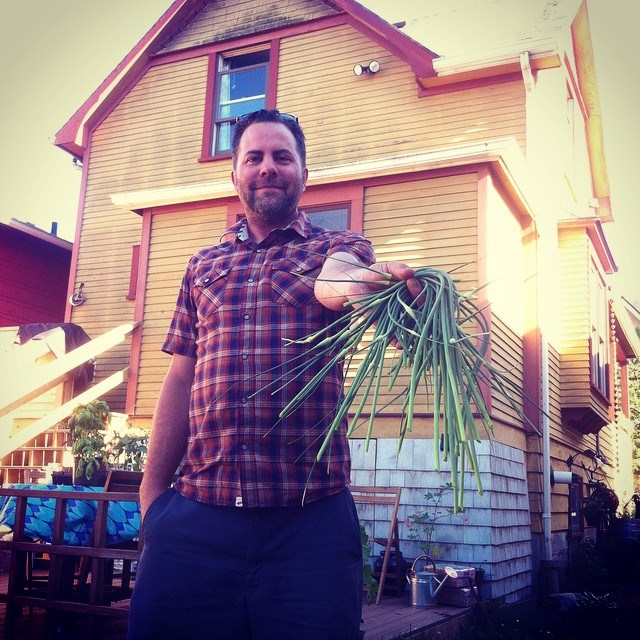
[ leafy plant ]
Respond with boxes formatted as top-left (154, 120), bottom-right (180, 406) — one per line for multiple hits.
top-left (405, 482), bottom-right (464, 557)
top-left (360, 524), bottom-right (378, 604)
top-left (106, 430), bottom-right (148, 471)
top-left (66, 400), bottom-right (111, 481)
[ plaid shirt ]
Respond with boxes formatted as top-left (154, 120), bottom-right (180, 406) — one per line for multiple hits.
top-left (163, 213), bottom-right (375, 507)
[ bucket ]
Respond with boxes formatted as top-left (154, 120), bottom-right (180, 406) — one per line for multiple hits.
top-left (406, 555), bottom-right (458, 608)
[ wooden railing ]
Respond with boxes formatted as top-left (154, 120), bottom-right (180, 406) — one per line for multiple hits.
top-left (0, 487), bottom-right (141, 637)
top-left (0, 323), bottom-right (140, 460)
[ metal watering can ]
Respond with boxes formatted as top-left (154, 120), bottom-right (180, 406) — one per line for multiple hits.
top-left (406, 554), bottom-right (459, 607)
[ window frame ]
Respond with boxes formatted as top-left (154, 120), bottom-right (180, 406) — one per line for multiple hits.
top-left (201, 40), bottom-right (279, 161)
top-left (589, 259), bottom-right (610, 399)
top-left (125, 243), bottom-right (141, 301)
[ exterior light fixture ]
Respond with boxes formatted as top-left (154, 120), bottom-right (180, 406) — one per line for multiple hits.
top-left (353, 60), bottom-right (381, 76)
top-left (565, 449), bottom-right (607, 470)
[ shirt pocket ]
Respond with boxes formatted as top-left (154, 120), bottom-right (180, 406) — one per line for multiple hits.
top-left (269, 258), bottom-right (320, 308)
top-left (192, 267), bottom-right (230, 317)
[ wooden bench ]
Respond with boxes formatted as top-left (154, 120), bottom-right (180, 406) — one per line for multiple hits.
top-left (0, 487), bottom-right (141, 638)
top-left (349, 486), bottom-right (402, 604)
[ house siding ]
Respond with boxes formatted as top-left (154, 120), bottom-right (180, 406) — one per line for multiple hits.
top-left (558, 227), bottom-right (609, 425)
top-left (158, 0), bottom-right (338, 53)
top-left (134, 205), bottom-right (229, 416)
top-left (278, 24), bottom-right (527, 166)
top-left (69, 57), bottom-right (212, 409)
top-left (0, 228), bottom-right (71, 326)
top-left (354, 173), bottom-right (479, 423)
top-left (351, 437), bottom-right (532, 603)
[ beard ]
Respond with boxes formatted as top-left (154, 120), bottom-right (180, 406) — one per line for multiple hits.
top-left (241, 178), bottom-right (305, 225)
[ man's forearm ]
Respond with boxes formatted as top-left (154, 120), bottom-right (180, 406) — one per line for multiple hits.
top-left (140, 355), bottom-right (194, 516)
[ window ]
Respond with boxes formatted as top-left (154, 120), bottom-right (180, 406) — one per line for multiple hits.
top-left (126, 244), bottom-right (141, 300)
top-left (211, 49), bottom-right (269, 155)
top-left (589, 261), bottom-right (609, 397)
top-left (305, 205), bottom-right (350, 230)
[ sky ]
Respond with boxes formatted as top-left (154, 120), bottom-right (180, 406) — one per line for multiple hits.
top-left (1, 0), bottom-right (638, 304)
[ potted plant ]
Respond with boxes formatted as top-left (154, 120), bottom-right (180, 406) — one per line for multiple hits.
top-left (404, 482), bottom-right (466, 561)
top-left (360, 524), bottom-right (378, 605)
top-left (582, 486), bottom-right (619, 527)
top-left (66, 400), bottom-right (111, 486)
top-left (106, 429), bottom-right (148, 471)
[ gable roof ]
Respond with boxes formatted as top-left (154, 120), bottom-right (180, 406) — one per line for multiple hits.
top-left (53, 0), bottom-right (608, 216)
top-left (53, 0), bottom-right (436, 159)
top-left (0, 218), bottom-right (72, 252)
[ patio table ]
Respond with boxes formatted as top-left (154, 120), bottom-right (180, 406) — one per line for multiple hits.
top-left (0, 483), bottom-right (140, 547)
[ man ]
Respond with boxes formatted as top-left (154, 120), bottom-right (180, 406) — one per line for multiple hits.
top-left (129, 110), bottom-right (418, 640)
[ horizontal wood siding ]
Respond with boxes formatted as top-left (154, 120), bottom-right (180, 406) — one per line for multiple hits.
top-left (558, 228), bottom-right (590, 407)
top-left (0, 230), bottom-right (70, 326)
top-left (277, 24), bottom-right (526, 166)
top-left (490, 315), bottom-right (524, 428)
top-left (547, 345), bottom-right (563, 433)
top-left (159, 0), bottom-right (337, 53)
top-left (345, 174), bottom-right (478, 428)
top-left (70, 57), bottom-right (217, 410)
top-left (135, 206), bottom-right (229, 416)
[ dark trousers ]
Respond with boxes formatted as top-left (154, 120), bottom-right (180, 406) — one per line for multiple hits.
top-left (128, 488), bottom-right (363, 640)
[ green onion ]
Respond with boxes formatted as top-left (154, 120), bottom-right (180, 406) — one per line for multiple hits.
top-left (267, 266), bottom-right (541, 512)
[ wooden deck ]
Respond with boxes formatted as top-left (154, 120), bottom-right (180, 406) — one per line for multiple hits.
top-left (0, 570), bottom-right (471, 639)
top-left (0, 571), bottom-right (470, 640)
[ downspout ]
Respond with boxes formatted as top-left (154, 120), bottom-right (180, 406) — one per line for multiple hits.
top-left (520, 52), bottom-right (557, 590)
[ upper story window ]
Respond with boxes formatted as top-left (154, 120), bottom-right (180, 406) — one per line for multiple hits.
top-left (211, 49), bottom-right (270, 155)
top-left (589, 260), bottom-right (609, 397)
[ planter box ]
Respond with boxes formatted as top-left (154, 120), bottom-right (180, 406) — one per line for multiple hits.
top-left (438, 586), bottom-right (478, 607)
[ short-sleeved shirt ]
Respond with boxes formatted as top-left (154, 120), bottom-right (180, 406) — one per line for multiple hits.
top-left (163, 212), bottom-right (375, 507)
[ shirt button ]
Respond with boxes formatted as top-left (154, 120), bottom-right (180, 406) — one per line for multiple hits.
top-left (241, 397), bottom-right (248, 404)
top-left (255, 249), bottom-right (262, 253)
top-left (241, 444), bottom-right (248, 451)
top-left (248, 278), bottom-right (254, 283)
top-left (203, 277), bottom-right (210, 283)
top-left (243, 314), bottom-right (250, 320)
top-left (295, 267), bottom-right (302, 272)
top-left (241, 354), bottom-right (248, 360)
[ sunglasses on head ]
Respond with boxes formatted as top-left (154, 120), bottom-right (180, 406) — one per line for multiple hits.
top-left (234, 110), bottom-right (299, 124)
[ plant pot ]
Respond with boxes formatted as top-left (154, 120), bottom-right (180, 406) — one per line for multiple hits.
top-left (73, 459), bottom-right (108, 486)
top-left (51, 471), bottom-right (73, 485)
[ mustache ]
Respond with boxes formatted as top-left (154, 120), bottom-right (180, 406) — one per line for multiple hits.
top-left (251, 180), bottom-right (285, 189)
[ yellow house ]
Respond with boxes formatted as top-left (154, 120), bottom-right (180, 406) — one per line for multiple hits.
top-left (42, 0), bottom-right (638, 602)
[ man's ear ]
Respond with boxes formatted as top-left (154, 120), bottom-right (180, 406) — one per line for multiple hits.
top-left (231, 170), bottom-right (237, 189)
top-left (301, 167), bottom-right (308, 191)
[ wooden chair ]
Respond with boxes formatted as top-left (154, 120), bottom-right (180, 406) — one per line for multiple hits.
top-left (77, 469), bottom-right (143, 602)
top-left (349, 486), bottom-right (402, 604)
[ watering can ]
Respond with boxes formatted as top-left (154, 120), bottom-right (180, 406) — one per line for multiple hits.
top-left (406, 554), bottom-right (459, 607)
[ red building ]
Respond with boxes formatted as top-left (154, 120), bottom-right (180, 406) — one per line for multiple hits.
top-left (0, 219), bottom-right (72, 326)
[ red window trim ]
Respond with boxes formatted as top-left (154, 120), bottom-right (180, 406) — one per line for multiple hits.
top-left (125, 243), bottom-right (141, 300)
top-left (200, 39), bottom-right (280, 162)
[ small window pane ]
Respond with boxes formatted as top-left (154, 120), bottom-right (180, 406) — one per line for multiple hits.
top-left (307, 207), bottom-right (349, 230)
top-left (217, 122), bottom-right (232, 155)
top-left (218, 96), bottom-right (266, 121)
top-left (222, 50), bottom-right (269, 71)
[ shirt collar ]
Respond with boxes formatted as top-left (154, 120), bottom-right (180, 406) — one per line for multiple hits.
top-left (234, 211), bottom-right (312, 244)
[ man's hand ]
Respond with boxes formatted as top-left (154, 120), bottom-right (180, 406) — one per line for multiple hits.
top-left (315, 252), bottom-right (421, 311)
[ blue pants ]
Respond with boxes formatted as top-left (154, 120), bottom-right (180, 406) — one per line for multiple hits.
top-left (128, 488), bottom-right (363, 640)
